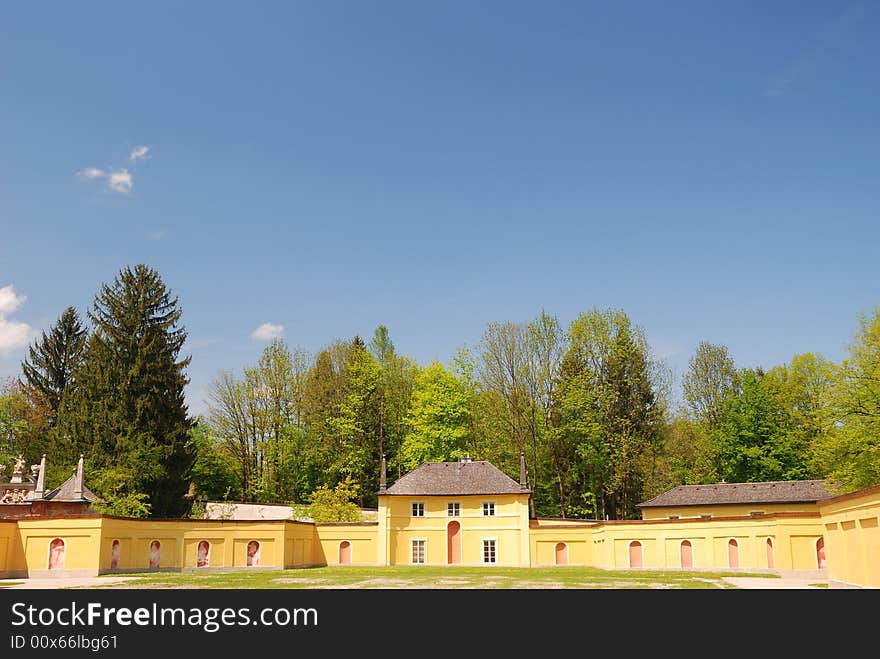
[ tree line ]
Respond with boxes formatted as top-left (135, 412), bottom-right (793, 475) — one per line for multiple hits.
top-left (2, 264), bottom-right (878, 519)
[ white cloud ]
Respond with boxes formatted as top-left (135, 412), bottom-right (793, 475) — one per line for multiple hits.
top-left (107, 169), bottom-right (133, 194)
top-left (77, 143), bottom-right (151, 194)
top-left (251, 322), bottom-right (284, 341)
top-left (0, 285), bottom-right (33, 357)
top-left (130, 145), bottom-right (151, 162)
top-left (0, 285), bottom-right (25, 315)
top-left (77, 167), bottom-right (105, 179)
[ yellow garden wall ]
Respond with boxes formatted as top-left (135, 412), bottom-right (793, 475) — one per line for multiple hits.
top-left (315, 523), bottom-right (378, 565)
top-left (282, 521), bottom-right (322, 568)
top-left (529, 523), bottom-right (596, 566)
top-left (818, 486), bottom-right (880, 588)
top-left (16, 517), bottom-right (103, 578)
top-left (560, 514), bottom-right (825, 573)
top-left (0, 521), bottom-right (25, 578)
top-left (99, 518), bottom-right (296, 571)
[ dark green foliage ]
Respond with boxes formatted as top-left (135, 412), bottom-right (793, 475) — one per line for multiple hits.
top-left (59, 264), bottom-right (195, 517)
top-left (20, 306), bottom-right (86, 425)
top-left (187, 419), bottom-right (241, 503)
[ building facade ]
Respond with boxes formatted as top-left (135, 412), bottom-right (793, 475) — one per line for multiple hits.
top-left (1, 456), bottom-right (878, 588)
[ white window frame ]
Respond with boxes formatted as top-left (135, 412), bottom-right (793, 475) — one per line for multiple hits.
top-left (411, 502), bottom-right (425, 517)
top-left (447, 502), bottom-right (461, 517)
top-left (411, 539), bottom-right (427, 565)
top-left (482, 538), bottom-right (497, 564)
top-left (482, 501), bottom-right (495, 516)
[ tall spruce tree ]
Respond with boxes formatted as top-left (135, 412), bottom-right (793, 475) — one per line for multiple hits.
top-left (20, 306), bottom-right (86, 425)
top-left (62, 264), bottom-right (195, 517)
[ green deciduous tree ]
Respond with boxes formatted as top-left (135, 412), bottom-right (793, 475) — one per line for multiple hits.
top-left (552, 308), bottom-right (664, 519)
top-left (681, 341), bottom-right (737, 429)
top-left (764, 352), bottom-right (837, 478)
top-left (0, 378), bottom-right (52, 477)
top-left (307, 476), bottom-right (362, 523)
top-left (717, 368), bottom-right (806, 483)
top-left (813, 309), bottom-right (880, 491)
top-left (206, 339), bottom-right (313, 503)
top-left (399, 361), bottom-right (471, 471)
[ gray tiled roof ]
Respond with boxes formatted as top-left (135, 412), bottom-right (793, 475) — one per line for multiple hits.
top-left (637, 480), bottom-right (835, 508)
top-left (43, 474), bottom-right (97, 502)
top-left (384, 460), bottom-right (528, 496)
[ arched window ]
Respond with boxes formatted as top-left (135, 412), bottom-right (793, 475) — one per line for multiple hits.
top-left (628, 541), bottom-right (643, 568)
top-left (110, 539), bottom-right (120, 569)
top-left (197, 540), bottom-right (210, 567)
top-left (816, 537), bottom-right (826, 569)
top-left (48, 538), bottom-right (65, 570)
top-left (149, 540), bottom-right (161, 569)
top-left (339, 540), bottom-right (351, 565)
top-left (246, 541), bottom-right (261, 567)
top-left (728, 539), bottom-right (739, 568)
top-left (680, 540), bottom-right (693, 569)
top-left (766, 538), bottom-right (774, 569)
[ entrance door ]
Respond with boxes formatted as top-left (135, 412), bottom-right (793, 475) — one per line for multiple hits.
top-left (447, 521), bottom-right (461, 564)
top-left (816, 537), bottom-right (826, 569)
top-left (766, 539), bottom-right (775, 569)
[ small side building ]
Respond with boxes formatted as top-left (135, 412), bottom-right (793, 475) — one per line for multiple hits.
top-left (374, 454), bottom-right (532, 567)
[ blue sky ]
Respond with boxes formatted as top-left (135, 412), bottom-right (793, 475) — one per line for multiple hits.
top-left (1, 1), bottom-right (878, 417)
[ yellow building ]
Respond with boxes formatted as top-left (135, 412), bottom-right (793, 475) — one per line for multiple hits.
top-left (375, 455), bottom-right (532, 567)
top-left (1, 456), bottom-right (878, 588)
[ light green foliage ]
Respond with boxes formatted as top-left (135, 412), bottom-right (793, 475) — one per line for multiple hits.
top-left (681, 342), bottom-right (738, 429)
top-left (764, 352), bottom-right (837, 478)
top-left (329, 337), bottom-right (380, 490)
top-left (812, 309), bottom-right (880, 491)
top-left (662, 415), bottom-right (719, 485)
top-left (717, 369), bottom-right (806, 483)
top-left (307, 477), bottom-right (363, 523)
top-left (187, 419), bottom-right (240, 503)
top-left (207, 339), bottom-right (315, 504)
top-left (0, 380), bottom-right (51, 474)
top-left (400, 361), bottom-right (472, 471)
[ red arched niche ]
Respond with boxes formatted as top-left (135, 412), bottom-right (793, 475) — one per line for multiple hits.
top-left (680, 540), bottom-right (693, 569)
top-left (629, 541), bottom-right (643, 568)
top-left (339, 541), bottom-right (351, 565)
top-left (728, 539), bottom-right (739, 568)
top-left (555, 542), bottom-right (568, 566)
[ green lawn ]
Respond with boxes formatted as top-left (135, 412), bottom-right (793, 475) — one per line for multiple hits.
top-left (82, 565), bottom-right (781, 589)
